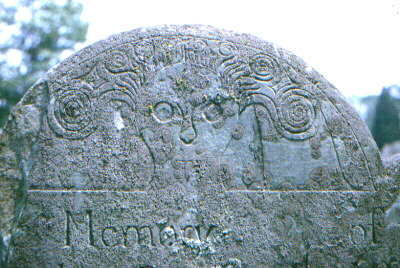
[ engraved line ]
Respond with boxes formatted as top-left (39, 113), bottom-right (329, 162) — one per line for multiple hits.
top-left (66, 35), bottom-right (269, 74)
top-left (28, 189), bottom-right (375, 194)
top-left (324, 94), bottom-right (376, 190)
top-left (220, 55), bottom-right (235, 64)
top-left (252, 97), bottom-right (266, 185)
top-left (227, 190), bottom-right (375, 193)
top-left (296, 78), bottom-right (376, 189)
top-left (320, 109), bottom-right (350, 189)
top-left (138, 128), bottom-right (157, 180)
top-left (57, 34), bottom-right (377, 188)
top-left (221, 135), bottom-right (233, 156)
top-left (28, 189), bottom-right (147, 193)
top-left (319, 94), bottom-right (376, 190)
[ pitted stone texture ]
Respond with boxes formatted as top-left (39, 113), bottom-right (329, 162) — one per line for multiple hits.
top-left (1, 25), bottom-right (398, 267)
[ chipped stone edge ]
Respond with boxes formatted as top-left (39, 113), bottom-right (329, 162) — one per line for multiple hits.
top-left (0, 78), bottom-right (49, 266)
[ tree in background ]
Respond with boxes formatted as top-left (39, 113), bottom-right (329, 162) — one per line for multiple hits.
top-left (371, 87), bottom-right (400, 149)
top-left (0, 0), bottom-right (88, 127)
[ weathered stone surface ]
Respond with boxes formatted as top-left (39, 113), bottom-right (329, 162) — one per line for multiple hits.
top-left (0, 25), bottom-right (399, 267)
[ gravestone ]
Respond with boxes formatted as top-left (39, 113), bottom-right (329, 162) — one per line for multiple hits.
top-left (1, 25), bottom-right (400, 267)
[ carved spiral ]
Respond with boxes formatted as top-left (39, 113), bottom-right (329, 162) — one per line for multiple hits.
top-left (105, 46), bottom-right (133, 73)
top-left (276, 87), bottom-right (316, 140)
top-left (218, 42), bottom-right (236, 56)
top-left (48, 83), bottom-right (96, 139)
top-left (249, 53), bottom-right (277, 82)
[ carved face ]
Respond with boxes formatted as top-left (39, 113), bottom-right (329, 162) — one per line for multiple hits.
top-left (138, 63), bottom-right (239, 165)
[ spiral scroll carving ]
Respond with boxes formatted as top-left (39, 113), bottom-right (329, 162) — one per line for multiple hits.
top-left (48, 82), bottom-right (96, 139)
top-left (46, 37), bottom-right (320, 142)
top-left (276, 86), bottom-right (316, 140)
top-left (104, 46), bottom-right (135, 73)
top-left (250, 53), bottom-right (276, 80)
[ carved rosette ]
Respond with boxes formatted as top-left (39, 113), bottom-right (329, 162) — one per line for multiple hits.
top-left (105, 48), bottom-right (132, 73)
top-left (239, 84), bottom-right (318, 141)
top-left (249, 53), bottom-right (278, 83)
top-left (46, 37), bottom-right (320, 142)
top-left (275, 85), bottom-right (317, 140)
top-left (48, 82), bottom-right (96, 139)
top-left (5, 27), bottom-right (386, 268)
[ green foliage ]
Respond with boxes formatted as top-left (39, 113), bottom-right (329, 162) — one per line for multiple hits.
top-left (371, 87), bottom-right (400, 149)
top-left (0, 0), bottom-right (88, 127)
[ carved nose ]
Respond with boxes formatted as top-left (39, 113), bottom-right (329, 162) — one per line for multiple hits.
top-left (180, 126), bottom-right (196, 144)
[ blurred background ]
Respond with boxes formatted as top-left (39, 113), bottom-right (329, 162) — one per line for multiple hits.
top-left (1, 0), bottom-right (399, 156)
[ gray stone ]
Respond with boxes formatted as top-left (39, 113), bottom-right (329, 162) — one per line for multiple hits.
top-left (382, 141), bottom-right (400, 159)
top-left (0, 25), bottom-right (399, 267)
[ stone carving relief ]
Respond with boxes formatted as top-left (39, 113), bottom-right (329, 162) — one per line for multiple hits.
top-left (2, 26), bottom-right (395, 267)
top-left (35, 35), bottom-right (377, 193)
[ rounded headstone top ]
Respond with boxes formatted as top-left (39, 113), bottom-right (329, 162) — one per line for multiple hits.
top-left (41, 24), bottom-right (381, 190)
top-left (2, 25), bottom-right (396, 267)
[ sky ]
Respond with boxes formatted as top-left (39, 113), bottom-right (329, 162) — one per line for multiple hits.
top-left (5, 0), bottom-right (398, 98)
top-left (77, 0), bottom-right (400, 97)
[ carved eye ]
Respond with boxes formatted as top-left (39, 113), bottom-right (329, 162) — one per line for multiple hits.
top-left (153, 102), bottom-right (174, 122)
top-left (203, 103), bottom-right (223, 122)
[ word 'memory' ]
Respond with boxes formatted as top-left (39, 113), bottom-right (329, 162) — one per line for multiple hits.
top-left (65, 210), bottom-right (217, 248)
